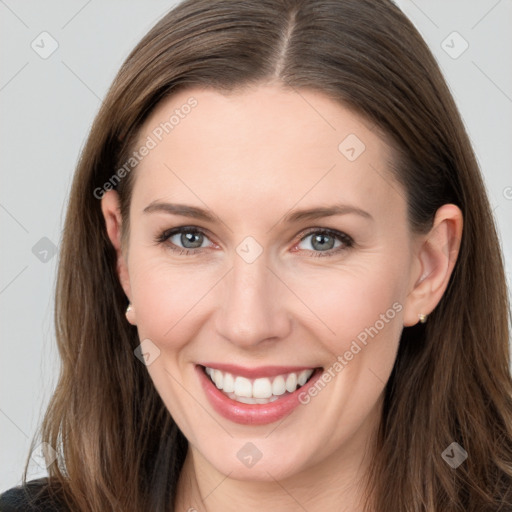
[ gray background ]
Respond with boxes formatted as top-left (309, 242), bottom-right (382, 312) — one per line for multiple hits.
top-left (1, 0), bottom-right (511, 492)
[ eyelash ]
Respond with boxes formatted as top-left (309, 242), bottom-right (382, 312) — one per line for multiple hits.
top-left (155, 226), bottom-right (354, 258)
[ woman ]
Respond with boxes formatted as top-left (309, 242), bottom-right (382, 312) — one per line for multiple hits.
top-left (2, 0), bottom-right (511, 510)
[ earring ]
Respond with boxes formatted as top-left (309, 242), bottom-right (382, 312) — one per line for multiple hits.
top-left (418, 313), bottom-right (428, 324)
top-left (125, 303), bottom-right (136, 325)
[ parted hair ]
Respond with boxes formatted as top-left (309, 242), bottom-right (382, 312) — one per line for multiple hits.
top-left (26, 0), bottom-right (512, 510)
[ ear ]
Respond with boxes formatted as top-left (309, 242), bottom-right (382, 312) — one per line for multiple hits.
top-left (101, 190), bottom-right (136, 325)
top-left (402, 204), bottom-right (463, 326)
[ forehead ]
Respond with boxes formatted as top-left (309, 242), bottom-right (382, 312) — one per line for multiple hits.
top-left (130, 85), bottom-right (405, 226)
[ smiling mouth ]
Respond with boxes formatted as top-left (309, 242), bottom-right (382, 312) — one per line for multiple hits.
top-left (201, 365), bottom-right (320, 405)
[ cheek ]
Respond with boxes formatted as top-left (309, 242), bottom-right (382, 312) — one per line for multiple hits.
top-left (287, 258), bottom-right (407, 353)
top-left (127, 252), bottom-right (222, 350)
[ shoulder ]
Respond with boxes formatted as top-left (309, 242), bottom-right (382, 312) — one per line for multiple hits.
top-left (0, 478), bottom-right (67, 511)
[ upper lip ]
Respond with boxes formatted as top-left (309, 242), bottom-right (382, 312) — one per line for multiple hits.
top-left (198, 363), bottom-right (320, 379)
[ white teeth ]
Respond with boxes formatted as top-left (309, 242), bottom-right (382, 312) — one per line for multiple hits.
top-left (234, 376), bottom-right (252, 398)
top-left (223, 372), bottom-right (235, 393)
top-left (213, 369), bottom-right (223, 389)
top-left (272, 375), bottom-right (286, 396)
top-left (204, 367), bottom-right (315, 401)
top-left (226, 392), bottom-right (280, 404)
top-left (253, 378), bottom-right (273, 399)
top-left (255, 396), bottom-right (279, 404)
top-left (298, 369), bottom-right (311, 386)
top-left (285, 373), bottom-right (297, 393)
top-left (234, 396), bottom-right (257, 404)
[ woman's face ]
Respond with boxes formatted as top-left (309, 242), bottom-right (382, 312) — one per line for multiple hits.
top-left (107, 85), bottom-right (423, 481)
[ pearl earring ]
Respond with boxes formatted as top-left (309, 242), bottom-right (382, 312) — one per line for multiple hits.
top-left (418, 313), bottom-right (428, 324)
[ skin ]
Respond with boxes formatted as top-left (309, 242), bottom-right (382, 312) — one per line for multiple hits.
top-left (101, 84), bottom-right (462, 511)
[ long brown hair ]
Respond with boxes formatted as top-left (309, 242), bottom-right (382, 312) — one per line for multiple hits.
top-left (26, 0), bottom-right (512, 510)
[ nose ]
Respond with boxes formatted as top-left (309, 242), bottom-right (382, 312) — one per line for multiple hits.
top-left (214, 251), bottom-right (292, 348)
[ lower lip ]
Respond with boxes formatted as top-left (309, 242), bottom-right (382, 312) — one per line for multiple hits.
top-left (196, 365), bottom-right (323, 426)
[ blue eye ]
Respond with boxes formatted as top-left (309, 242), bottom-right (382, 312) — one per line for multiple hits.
top-left (296, 229), bottom-right (353, 257)
top-left (169, 230), bottom-right (207, 249)
top-left (156, 226), bottom-right (353, 257)
top-left (156, 226), bottom-right (213, 254)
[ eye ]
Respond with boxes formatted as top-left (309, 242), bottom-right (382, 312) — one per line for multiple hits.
top-left (295, 228), bottom-right (353, 257)
top-left (156, 226), bottom-right (214, 254)
top-left (155, 226), bottom-right (353, 257)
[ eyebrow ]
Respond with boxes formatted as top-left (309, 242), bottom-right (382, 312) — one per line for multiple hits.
top-left (143, 201), bottom-right (373, 223)
top-left (282, 204), bottom-right (373, 223)
top-left (143, 202), bottom-right (217, 222)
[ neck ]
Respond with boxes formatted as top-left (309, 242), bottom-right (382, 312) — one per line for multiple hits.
top-left (173, 419), bottom-right (379, 512)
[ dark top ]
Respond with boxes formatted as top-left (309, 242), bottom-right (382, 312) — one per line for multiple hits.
top-left (0, 478), bottom-right (66, 511)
